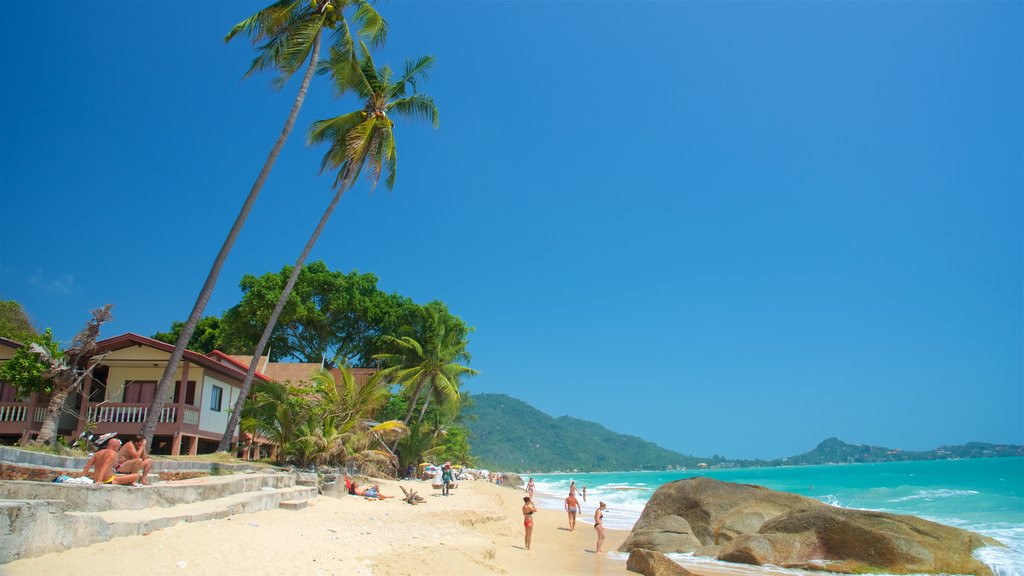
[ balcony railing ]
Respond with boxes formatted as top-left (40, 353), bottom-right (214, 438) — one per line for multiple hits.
top-left (183, 407), bottom-right (200, 426)
top-left (88, 404), bottom-right (178, 425)
top-left (34, 407), bottom-right (45, 423)
top-left (0, 403), bottom-right (28, 423)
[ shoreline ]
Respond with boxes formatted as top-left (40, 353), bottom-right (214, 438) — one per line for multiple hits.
top-left (2, 477), bottom-right (636, 576)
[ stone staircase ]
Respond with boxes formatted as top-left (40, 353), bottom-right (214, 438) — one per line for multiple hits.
top-left (0, 472), bottom-right (316, 564)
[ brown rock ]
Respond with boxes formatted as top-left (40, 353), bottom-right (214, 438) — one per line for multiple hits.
top-left (626, 548), bottom-right (696, 576)
top-left (621, 477), bottom-right (1000, 576)
top-left (621, 515), bottom-right (703, 553)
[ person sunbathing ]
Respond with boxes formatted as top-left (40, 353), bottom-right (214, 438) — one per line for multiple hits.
top-left (83, 438), bottom-right (141, 485)
top-left (349, 481), bottom-right (393, 500)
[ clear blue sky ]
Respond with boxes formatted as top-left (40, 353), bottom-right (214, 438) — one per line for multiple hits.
top-left (1, 1), bottom-right (1020, 460)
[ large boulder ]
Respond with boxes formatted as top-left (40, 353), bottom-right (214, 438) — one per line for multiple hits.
top-left (719, 506), bottom-right (999, 575)
top-left (622, 476), bottom-right (825, 552)
top-left (621, 515), bottom-right (702, 553)
top-left (620, 477), bottom-right (1000, 576)
top-left (626, 548), bottom-right (697, 576)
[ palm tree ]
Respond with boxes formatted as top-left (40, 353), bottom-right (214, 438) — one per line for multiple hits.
top-left (216, 45), bottom-right (439, 452)
top-left (143, 0), bottom-right (386, 444)
top-left (375, 302), bottom-right (478, 428)
top-left (244, 366), bottom-right (405, 468)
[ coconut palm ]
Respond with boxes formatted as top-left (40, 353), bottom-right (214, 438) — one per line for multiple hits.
top-left (244, 366), bottom-right (405, 468)
top-left (217, 45), bottom-right (439, 452)
top-left (144, 0), bottom-right (386, 444)
top-left (374, 302), bottom-right (477, 428)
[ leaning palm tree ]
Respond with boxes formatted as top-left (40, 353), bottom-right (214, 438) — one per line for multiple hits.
top-left (216, 45), bottom-right (439, 452)
top-left (143, 0), bottom-right (386, 444)
top-left (374, 301), bottom-right (478, 428)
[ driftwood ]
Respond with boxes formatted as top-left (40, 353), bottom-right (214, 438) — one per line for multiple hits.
top-left (400, 485), bottom-right (426, 505)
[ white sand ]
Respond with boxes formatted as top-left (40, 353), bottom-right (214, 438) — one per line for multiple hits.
top-left (2, 477), bottom-right (777, 576)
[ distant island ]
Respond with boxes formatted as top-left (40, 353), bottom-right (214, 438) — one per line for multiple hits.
top-left (463, 393), bottom-right (1024, 472)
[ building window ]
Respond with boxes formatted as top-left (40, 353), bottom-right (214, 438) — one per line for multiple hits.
top-left (173, 380), bottom-right (197, 406)
top-left (210, 385), bottom-right (223, 412)
top-left (0, 381), bottom-right (17, 403)
top-left (123, 381), bottom-right (157, 404)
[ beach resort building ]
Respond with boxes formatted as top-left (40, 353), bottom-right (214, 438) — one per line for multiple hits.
top-left (0, 333), bottom-right (377, 456)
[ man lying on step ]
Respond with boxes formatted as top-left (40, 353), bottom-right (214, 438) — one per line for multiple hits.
top-left (83, 438), bottom-right (142, 485)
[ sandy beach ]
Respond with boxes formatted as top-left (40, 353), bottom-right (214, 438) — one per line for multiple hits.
top-left (2, 477), bottom-right (634, 576)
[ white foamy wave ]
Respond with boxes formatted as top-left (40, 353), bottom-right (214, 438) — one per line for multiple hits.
top-left (820, 494), bottom-right (845, 508)
top-left (890, 489), bottom-right (980, 503)
top-left (531, 479), bottom-right (647, 530)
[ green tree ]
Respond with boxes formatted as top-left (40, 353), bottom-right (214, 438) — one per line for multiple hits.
top-left (435, 425), bottom-right (474, 467)
top-left (217, 47), bottom-right (438, 452)
top-left (0, 300), bottom-right (36, 342)
top-left (152, 316), bottom-right (225, 354)
top-left (0, 329), bottom-right (61, 399)
top-left (219, 262), bottom-right (416, 364)
top-left (144, 0), bottom-right (387, 444)
top-left (375, 301), bottom-right (477, 427)
top-left (242, 366), bottom-right (406, 469)
top-left (1, 306), bottom-right (113, 445)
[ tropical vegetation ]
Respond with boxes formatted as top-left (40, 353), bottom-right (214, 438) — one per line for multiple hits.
top-left (216, 43), bottom-right (439, 452)
top-left (142, 0), bottom-right (387, 444)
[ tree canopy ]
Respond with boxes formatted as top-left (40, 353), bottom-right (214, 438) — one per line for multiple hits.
top-left (0, 329), bottom-right (61, 399)
top-left (0, 300), bottom-right (37, 343)
top-left (219, 261), bottom-right (418, 365)
top-left (152, 316), bottom-right (224, 354)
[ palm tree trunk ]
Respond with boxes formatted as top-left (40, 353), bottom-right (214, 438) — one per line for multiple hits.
top-left (416, 394), bottom-right (432, 426)
top-left (402, 379), bottom-right (426, 425)
top-left (33, 384), bottom-right (69, 445)
top-left (217, 168), bottom-right (349, 452)
top-left (142, 30), bottom-right (324, 445)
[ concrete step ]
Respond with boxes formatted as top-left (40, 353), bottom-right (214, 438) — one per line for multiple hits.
top-left (279, 499), bottom-right (309, 511)
top-left (2, 483), bottom-right (317, 563)
top-left (0, 472), bottom-right (297, 511)
top-left (66, 484), bottom-right (317, 539)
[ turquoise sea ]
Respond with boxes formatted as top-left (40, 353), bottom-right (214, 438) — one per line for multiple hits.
top-left (531, 457), bottom-right (1024, 576)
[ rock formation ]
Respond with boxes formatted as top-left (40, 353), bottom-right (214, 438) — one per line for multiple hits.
top-left (620, 477), bottom-right (1000, 576)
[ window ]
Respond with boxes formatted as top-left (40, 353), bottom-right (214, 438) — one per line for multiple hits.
top-left (173, 380), bottom-right (197, 406)
top-left (210, 385), bottom-right (223, 412)
top-left (0, 381), bottom-right (16, 403)
top-left (123, 381), bottom-right (156, 404)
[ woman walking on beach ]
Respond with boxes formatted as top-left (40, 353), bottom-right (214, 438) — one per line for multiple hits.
top-left (527, 477), bottom-right (535, 499)
top-left (594, 502), bottom-right (607, 554)
top-left (522, 496), bottom-right (537, 550)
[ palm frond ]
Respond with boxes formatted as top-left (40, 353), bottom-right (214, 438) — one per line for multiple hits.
top-left (352, 1), bottom-right (388, 48)
top-left (392, 55), bottom-right (434, 97)
top-left (225, 0), bottom-right (303, 43)
top-left (388, 95), bottom-right (439, 128)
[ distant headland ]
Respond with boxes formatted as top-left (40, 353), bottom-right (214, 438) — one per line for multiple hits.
top-left (464, 393), bottom-right (1023, 472)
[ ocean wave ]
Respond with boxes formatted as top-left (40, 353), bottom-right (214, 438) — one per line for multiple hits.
top-left (890, 489), bottom-right (980, 503)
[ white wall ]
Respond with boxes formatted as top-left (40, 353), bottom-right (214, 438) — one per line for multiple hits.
top-left (198, 375), bottom-right (241, 437)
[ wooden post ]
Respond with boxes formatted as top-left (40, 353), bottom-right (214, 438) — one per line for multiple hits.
top-left (188, 434), bottom-right (199, 456)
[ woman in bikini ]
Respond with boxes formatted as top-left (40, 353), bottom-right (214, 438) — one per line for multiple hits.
top-left (522, 496), bottom-right (537, 550)
top-left (594, 501), bottom-right (607, 554)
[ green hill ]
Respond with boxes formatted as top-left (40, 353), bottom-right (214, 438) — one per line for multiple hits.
top-left (462, 393), bottom-right (720, 472)
top-left (463, 395), bottom-right (1024, 472)
top-left (774, 437), bottom-right (1024, 465)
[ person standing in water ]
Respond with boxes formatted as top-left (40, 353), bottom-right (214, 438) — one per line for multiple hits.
top-left (581, 485), bottom-right (587, 502)
top-left (594, 501), bottom-right (607, 554)
top-left (522, 496), bottom-right (537, 550)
